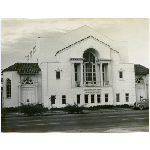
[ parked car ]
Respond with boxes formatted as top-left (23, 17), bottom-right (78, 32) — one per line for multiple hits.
top-left (135, 99), bottom-right (149, 110)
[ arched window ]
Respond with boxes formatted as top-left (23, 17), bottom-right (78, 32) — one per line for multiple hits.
top-left (83, 52), bottom-right (96, 82)
top-left (6, 78), bottom-right (11, 98)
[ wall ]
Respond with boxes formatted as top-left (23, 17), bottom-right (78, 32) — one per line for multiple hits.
top-left (112, 62), bottom-right (136, 105)
top-left (41, 62), bottom-right (72, 108)
top-left (40, 38), bottom-right (135, 108)
top-left (41, 60), bottom-right (114, 108)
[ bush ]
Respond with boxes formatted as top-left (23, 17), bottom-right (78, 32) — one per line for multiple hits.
top-left (63, 103), bottom-right (84, 114)
top-left (6, 107), bottom-right (19, 112)
top-left (1, 108), bottom-right (8, 117)
top-left (50, 107), bottom-right (64, 111)
top-left (19, 103), bottom-right (48, 116)
top-left (120, 104), bottom-right (131, 108)
top-left (85, 105), bottom-right (115, 110)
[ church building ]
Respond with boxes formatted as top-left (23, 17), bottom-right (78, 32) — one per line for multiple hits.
top-left (2, 26), bottom-right (148, 108)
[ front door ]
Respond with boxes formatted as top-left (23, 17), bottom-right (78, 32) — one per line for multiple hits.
top-left (22, 88), bottom-right (34, 104)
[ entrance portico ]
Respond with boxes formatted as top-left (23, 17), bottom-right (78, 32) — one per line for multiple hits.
top-left (70, 55), bottom-right (112, 88)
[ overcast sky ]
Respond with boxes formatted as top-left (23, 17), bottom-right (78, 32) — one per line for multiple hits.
top-left (1, 18), bottom-right (149, 69)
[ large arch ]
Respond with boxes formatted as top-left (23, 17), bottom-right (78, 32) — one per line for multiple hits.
top-left (83, 48), bottom-right (100, 60)
top-left (83, 48), bottom-right (99, 83)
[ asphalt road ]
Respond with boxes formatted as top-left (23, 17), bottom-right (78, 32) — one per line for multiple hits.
top-left (1, 109), bottom-right (149, 132)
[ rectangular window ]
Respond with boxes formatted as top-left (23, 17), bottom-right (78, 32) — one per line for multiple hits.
top-left (105, 94), bottom-right (108, 102)
top-left (119, 72), bottom-right (123, 78)
top-left (62, 95), bottom-right (66, 104)
top-left (77, 95), bottom-right (80, 104)
top-left (125, 93), bottom-right (129, 102)
top-left (51, 95), bottom-right (56, 104)
top-left (56, 71), bottom-right (60, 79)
top-left (75, 65), bottom-right (77, 81)
top-left (91, 95), bottom-right (94, 103)
top-left (85, 95), bottom-right (88, 103)
top-left (97, 94), bottom-right (101, 103)
top-left (116, 94), bottom-right (120, 102)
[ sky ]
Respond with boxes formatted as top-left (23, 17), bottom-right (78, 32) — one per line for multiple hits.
top-left (1, 18), bottom-right (149, 69)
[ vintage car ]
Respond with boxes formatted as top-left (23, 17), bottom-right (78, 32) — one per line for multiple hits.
top-left (136, 99), bottom-right (149, 110)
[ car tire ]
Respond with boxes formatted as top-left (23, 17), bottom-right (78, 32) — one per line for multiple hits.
top-left (139, 105), bottom-right (144, 110)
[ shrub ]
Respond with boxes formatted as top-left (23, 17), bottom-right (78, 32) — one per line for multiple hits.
top-left (63, 103), bottom-right (84, 114)
top-left (50, 107), bottom-right (64, 111)
top-left (86, 105), bottom-right (115, 110)
top-left (6, 107), bottom-right (19, 112)
top-left (1, 108), bottom-right (7, 117)
top-left (19, 103), bottom-right (48, 116)
top-left (120, 104), bottom-right (131, 108)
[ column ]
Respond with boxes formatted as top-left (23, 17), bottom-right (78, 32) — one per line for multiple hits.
top-left (144, 77), bottom-right (147, 98)
top-left (84, 64), bottom-right (86, 86)
top-left (71, 63), bottom-right (75, 87)
top-left (100, 63), bottom-right (103, 86)
top-left (108, 63), bottom-right (112, 86)
top-left (35, 82), bottom-right (38, 103)
top-left (80, 63), bottom-right (83, 86)
top-left (18, 82), bottom-right (21, 106)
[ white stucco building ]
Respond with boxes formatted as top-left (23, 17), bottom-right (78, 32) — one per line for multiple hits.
top-left (2, 26), bottom-right (149, 108)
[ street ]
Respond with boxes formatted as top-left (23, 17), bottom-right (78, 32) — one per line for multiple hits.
top-left (1, 109), bottom-right (149, 132)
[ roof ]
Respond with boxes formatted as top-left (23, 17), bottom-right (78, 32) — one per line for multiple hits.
top-left (2, 63), bottom-right (41, 74)
top-left (134, 64), bottom-right (149, 75)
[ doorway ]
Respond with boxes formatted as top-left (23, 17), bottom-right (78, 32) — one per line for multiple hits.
top-left (22, 88), bottom-right (35, 104)
top-left (136, 84), bottom-right (145, 102)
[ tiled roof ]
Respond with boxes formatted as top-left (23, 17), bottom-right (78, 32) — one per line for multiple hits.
top-left (134, 64), bottom-right (149, 75)
top-left (55, 35), bottom-right (119, 56)
top-left (2, 63), bottom-right (41, 74)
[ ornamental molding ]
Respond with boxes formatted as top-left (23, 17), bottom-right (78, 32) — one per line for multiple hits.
top-left (96, 59), bottom-right (112, 62)
top-left (70, 58), bottom-right (85, 61)
top-left (22, 77), bottom-right (34, 84)
top-left (118, 68), bottom-right (125, 72)
top-left (135, 77), bottom-right (144, 83)
top-left (55, 68), bottom-right (62, 72)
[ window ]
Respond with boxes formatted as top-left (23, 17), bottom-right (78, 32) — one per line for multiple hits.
top-left (97, 94), bottom-right (101, 103)
top-left (125, 93), bottom-right (129, 102)
top-left (56, 71), bottom-right (60, 79)
top-left (105, 94), bottom-right (108, 102)
top-left (116, 94), bottom-right (120, 102)
top-left (51, 95), bottom-right (56, 104)
top-left (85, 95), bottom-right (88, 103)
top-left (91, 95), bottom-right (94, 103)
top-left (77, 95), bottom-right (80, 104)
top-left (119, 71), bottom-right (123, 78)
top-left (75, 65), bottom-right (77, 81)
top-left (6, 78), bottom-right (11, 98)
top-left (62, 95), bottom-right (66, 104)
top-left (83, 52), bottom-right (96, 83)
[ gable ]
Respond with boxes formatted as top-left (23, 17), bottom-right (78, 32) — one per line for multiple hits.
top-left (37, 25), bottom-right (128, 63)
top-left (55, 35), bottom-right (118, 56)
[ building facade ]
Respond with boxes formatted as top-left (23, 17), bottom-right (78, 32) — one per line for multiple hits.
top-left (2, 26), bottom-right (148, 108)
